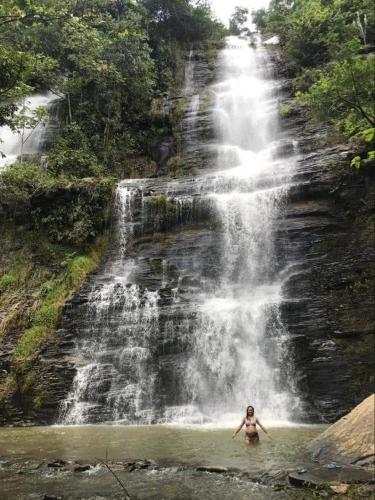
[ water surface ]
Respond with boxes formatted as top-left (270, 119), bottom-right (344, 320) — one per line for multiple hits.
top-left (0, 424), bottom-right (323, 499)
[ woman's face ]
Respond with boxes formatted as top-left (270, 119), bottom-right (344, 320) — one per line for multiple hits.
top-left (247, 407), bottom-right (254, 416)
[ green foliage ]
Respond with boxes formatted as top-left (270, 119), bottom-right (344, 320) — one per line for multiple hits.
top-left (146, 192), bottom-right (176, 228)
top-left (254, 0), bottom-right (374, 68)
top-left (47, 124), bottom-right (102, 178)
top-left (9, 234), bottom-right (109, 361)
top-left (0, 273), bottom-right (15, 295)
top-left (362, 128), bottom-right (375, 143)
top-left (229, 6), bottom-right (249, 36)
top-left (166, 155), bottom-right (184, 176)
top-left (0, 162), bottom-right (115, 246)
top-left (254, 0), bottom-right (375, 145)
top-left (0, 0), bottom-right (223, 165)
top-left (0, 162), bottom-right (52, 209)
top-left (298, 56), bottom-right (375, 135)
top-left (351, 151), bottom-right (375, 169)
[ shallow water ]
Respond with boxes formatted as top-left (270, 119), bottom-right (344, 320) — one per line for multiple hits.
top-left (0, 424), bottom-right (322, 471)
top-left (0, 425), bottom-right (324, 499)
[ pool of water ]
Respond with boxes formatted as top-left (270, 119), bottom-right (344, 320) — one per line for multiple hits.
top-left (0, 424), bottom-right (322, 472)
top-left (0, 424), bottom-right (324, 499)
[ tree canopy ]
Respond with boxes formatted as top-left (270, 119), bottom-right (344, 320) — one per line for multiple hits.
top-left (0, 0), bottom-right (225, 172)
top-left (253, 0), bottom-right (375, 163)
top-left (229, 6), bottom-right (249, 36)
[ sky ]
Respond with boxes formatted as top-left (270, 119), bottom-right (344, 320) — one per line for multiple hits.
top-left (209, 0), bottom-right (270, 25)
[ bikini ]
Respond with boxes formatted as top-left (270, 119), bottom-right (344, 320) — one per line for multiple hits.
top-left (245, 418), bottom-right (257, 427)
top-left (245, 417), bottom-right (259, 442)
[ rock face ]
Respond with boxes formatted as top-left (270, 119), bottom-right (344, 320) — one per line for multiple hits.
top-left (309, 394), bottom-right (375, 465)
top-left (1, 45), bottom-right (374, 425)
top-left (279, 113), bottom-right (375, 421)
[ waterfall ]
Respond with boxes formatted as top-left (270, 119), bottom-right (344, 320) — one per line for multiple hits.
top-left (60, 36), bottom-right (300, 425)
top-left (0, 91), bottom-right (59, 171)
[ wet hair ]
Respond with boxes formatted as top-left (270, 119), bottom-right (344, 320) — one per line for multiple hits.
top-left (246, 405), bottom-right (254, 416)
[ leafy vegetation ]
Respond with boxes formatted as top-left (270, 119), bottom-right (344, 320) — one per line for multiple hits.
top-left (0, 0), bottom-right (225, 168)
top-left (253, 0), bottom-right (375, 167)
top-left (229, 6), bottom-right (249, 36)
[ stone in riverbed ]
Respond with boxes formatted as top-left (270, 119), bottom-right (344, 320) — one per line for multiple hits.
top-left (123, 459), bottom-right (157, 471)
top-left (48, 459), bottom-right (67, 468)
top-left (73, 464), bottom-right (91, 472)
top-left (330, 484), bottom-right (349, 494)
top-left (196, 466), bottom-right (228, 473)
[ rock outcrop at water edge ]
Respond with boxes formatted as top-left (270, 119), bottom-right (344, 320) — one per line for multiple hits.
top-left (309, 393), bottom-right (375, 466)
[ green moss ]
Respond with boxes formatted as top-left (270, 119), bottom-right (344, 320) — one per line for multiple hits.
top-left (147, 193), bottom-right (167, 209)
top-left (167, 155), bottom-right (185, 176)
top-left (13, 234), bottom-right (109, 362)
top-left (199, 90), bottom-right (215, 115)
top-left (0, 273), bottom-right (15, 295)
top-left (171, 96), bottom-right (189, 125)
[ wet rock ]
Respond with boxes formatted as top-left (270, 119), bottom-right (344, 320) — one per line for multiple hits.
top-left (150, 136), bottom-right (174, 168)
top-left (48, 459), bottom-right (67, 468)
top-left (196, 466), bottom-right (228, 474)
top-left (279, 133), bottom-right (375, 420)
top-left (123, 459), bottom-right (157, 471)
top-left (288, 465), bottom-right (373, 487)
top-left (74, 464), bottom-right (91, 472)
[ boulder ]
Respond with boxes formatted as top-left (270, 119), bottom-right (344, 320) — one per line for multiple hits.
top-left (288, 465), bottom-right (373, 487)
top-left (309, 394), bottom-right (375, 465)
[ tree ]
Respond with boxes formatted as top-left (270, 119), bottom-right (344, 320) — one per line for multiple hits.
top-left (229, 6), bottom-right (249, 36)
top-left (8, 101), bottom-right (48, 162)
top-left (299, 56), bottom-right (375, 134)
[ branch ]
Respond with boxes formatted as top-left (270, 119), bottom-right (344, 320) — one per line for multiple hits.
top-left (96, 458), bottom-right (132, 500)
top-left (0, 13), bottom-right (71, 27)
top-left (347, 61), bottom-right (375, 126)
top-left (334, 88), bottom-right (375, 127)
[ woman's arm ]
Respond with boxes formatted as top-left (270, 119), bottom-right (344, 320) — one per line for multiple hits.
top-left (232, 418), bottom-right (245, 439)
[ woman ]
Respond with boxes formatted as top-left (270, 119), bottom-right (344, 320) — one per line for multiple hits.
top-left (232, 405), bottom-right (269, 444)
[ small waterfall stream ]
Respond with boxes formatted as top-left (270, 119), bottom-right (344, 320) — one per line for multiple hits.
top-left (0, 91), bottom-right (59, 170)
top-left (60, 37), bottom-right (300, 425)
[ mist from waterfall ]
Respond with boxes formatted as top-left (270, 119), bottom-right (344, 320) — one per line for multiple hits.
top-left (60, 36), bottom-right (300, 426)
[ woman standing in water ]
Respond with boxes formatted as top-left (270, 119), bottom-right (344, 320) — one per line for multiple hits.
top-left (232, 405), bottom-right (269, 444)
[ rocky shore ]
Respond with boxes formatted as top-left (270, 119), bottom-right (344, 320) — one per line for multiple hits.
top-left (1, 454), bottom-right (373, 499)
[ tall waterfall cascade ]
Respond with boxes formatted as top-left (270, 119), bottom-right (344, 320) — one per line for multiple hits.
top-left (60, 37), bottom-right (301, 426)
top-left (0, 91), bottom-right (59, 171)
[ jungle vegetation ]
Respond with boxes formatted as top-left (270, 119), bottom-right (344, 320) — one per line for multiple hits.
top-left (253, 0), bottom-right (375, 169)
top-left (0, 0), bottom-right (225, 243)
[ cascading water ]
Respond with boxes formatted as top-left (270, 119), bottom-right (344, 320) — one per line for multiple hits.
top-left (60, 36), bottom-right (300, 425)
top-left (0, 91), bottom-right (59, 170)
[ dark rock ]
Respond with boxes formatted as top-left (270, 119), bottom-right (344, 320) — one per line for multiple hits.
top-left (123, 459), bottom-right (156, 471)
top-left (73, 464), bottom-right (91, 472)
top-left (196, 466), bottom-right (228, 474)
top-left (48, 459), bottom-right (67, 468)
